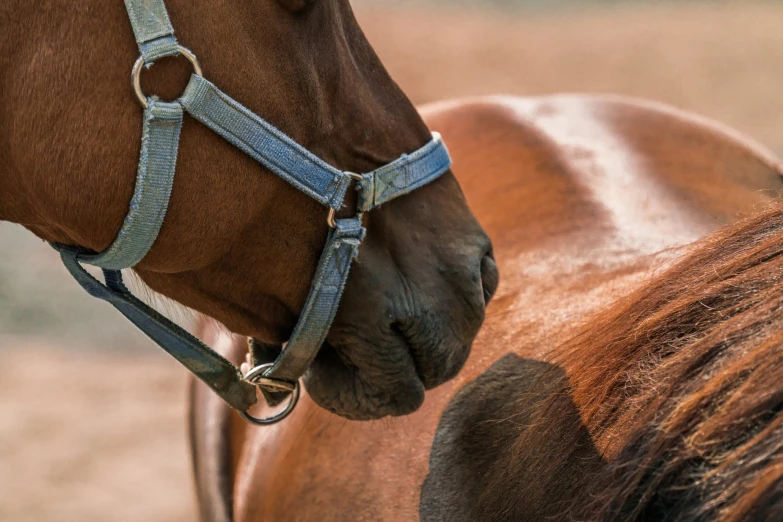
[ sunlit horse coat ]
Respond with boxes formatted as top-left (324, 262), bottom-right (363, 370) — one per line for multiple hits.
top-left (192, 94), bottom-right (783, 521)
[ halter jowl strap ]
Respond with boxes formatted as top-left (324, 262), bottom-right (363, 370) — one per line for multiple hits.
top-left (55, 246), bottom-right (258, 412)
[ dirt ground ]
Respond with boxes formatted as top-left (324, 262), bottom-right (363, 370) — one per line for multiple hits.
top-left (3, 2), bottom-right (783, 520)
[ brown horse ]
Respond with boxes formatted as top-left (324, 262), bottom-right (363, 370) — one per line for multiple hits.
top-left (0, 0), bottom-right (496, 420)
top-left (191, 95), bottom-right (783, 520)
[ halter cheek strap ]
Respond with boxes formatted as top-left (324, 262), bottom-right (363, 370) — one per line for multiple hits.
top-left (75, 99), bottom-right (183, 270)
top-left (53, 0), bottom-right (452, 423)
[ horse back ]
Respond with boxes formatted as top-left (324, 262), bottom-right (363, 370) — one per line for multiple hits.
top-left (423, 94), bottom-right (782, 256)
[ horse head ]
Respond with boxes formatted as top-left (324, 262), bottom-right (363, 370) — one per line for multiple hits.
top-left (1, 0), bottom-right (497, 420)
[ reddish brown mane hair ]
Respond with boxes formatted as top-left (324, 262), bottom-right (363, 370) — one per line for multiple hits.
top-left (556, 202), bottom-right (783, 520)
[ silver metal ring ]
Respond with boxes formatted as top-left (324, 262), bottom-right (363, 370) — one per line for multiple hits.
top-left (131, 46), bottom-right (202, 108)
top-left (239, 363), bottom-right (301, 426)
top-left (327, 172), bottom-right (364, 228)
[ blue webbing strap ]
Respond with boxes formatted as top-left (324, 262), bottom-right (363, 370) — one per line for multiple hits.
top-left (79, 99), bottom-right (182, 270)
top-left (123, 0), bottom-right (179, 63)
top-left (180, 74), bottom-right (353, 210)
top-left (180, 74), bottom-right (452, 213)
top-left (51, 216), bottom-right (365, 410)
top-left (263, 217), bottom-right (365, 384)
top-left (357, 133), bottom-right (452, 212)
top-left (54, 246), bottom-right (258, 412)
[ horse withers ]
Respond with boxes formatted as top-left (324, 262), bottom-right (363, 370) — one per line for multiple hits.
top-left (0, 0), bottom-right (496, 420)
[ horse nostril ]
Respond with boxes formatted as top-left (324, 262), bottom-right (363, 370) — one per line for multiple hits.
top-left (480, 251), bottom-right (499, 306)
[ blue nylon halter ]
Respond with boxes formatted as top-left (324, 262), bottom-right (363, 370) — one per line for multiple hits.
top-left (53, 0), bottom-right (452, 423)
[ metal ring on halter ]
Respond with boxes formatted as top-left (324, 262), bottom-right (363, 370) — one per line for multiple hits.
top-left (239, 363), bottom-right (301, 425)
top-left (328, 172), bottom-right (365, 228)
top-left (131, 46), bottom-right (202, 108)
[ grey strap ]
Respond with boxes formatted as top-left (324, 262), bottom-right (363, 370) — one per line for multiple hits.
top-left (123, 0), bottom-right (179, 63)
top-left (80, 99), bottom-right (183, 270)
top-left (357, 133), bottom-right (452, 212)
top-left (263, 217), bottom-right (366, 384)
top-left (181, 74), bottom-right (353, 210)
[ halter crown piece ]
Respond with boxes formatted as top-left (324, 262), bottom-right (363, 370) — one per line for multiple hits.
top-left (52, 0), bottom-right (452, 424)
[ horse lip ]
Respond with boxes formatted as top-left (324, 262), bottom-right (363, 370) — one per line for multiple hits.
top-left (390, 322), bottom-right (429, 386)
top-left (481, 252), bottom-right (499, 306)
top-left (393, 320), bottom-right (469, 390)
top-left (302, 337), bottom-right (426, 420)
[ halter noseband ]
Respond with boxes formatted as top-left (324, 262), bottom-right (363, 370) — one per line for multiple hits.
top-left (52, 0), bottom-right (452, 424)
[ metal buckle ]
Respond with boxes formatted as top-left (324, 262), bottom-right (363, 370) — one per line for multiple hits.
top-left (328, 172), bottom-right (364, 228)
top-left (131, 45), bottom-right (202, 108)
top-left (239, 363), bottom-right (301, 425)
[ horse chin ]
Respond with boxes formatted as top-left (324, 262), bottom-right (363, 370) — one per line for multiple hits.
top-left (301, 321), bottom-right (476, 420)
top-left (300, 253), bottom-right (497, 420)
top-left (300, 338), bottom-right (427, 421)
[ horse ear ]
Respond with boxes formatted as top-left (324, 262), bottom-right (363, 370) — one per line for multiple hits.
top-left (276, 0), bottom-right (316, 14)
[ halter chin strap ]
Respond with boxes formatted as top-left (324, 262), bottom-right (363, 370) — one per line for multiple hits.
top-left (53, 0), bottom-right (452, 421)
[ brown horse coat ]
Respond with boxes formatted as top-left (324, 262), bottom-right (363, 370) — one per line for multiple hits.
top-left (191, 94), bottom-right (783, 521)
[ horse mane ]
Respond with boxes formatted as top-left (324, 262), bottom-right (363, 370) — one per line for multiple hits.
top-left (556, 201), bottom-right (783, 521)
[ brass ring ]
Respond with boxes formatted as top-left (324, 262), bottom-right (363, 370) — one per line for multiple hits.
top-left (239, 363), bottom-right (301, 426)
top-left (131, 46), bottom-right (202, 108)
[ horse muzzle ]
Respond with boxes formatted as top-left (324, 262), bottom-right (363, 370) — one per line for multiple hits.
top-left (302, 240), bottom-right (497, 420)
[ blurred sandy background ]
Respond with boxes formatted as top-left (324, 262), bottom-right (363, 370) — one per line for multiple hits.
top-left (3, 1), bottom-right (783, 520)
